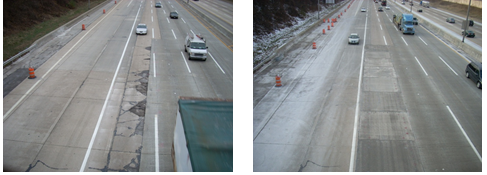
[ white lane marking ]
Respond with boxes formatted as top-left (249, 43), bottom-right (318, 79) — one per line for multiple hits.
top-left (171, 5), bottom-right (174, 8)
top-left (3, 0), bottom-right (120, 120)
top-left (349, 11), bottom-right (368, 173)
top-left (163, 10), bottom-right (166, 14)
top-left (80, 5), bottom-right (142, 172)
top-left (127, 0), bottom-right (132, 7)
top-left (190, 29), bottom-right (195, 36)
top-left (414, 56), bottom-right (428, 76)
top-left (380, 24), bottom-right (383, 30)
top-left (401, 36), bottom-right (408, 46)
top-left (151, 9), bottom-right (153, 14)
top-left (182, 18), bottom-right (186, 24)
top-left (155, 114), bottom-right (160, 172)
top-left (153, 53), bottom-right (156, 77)
top-left (378, 18), bottom-right (380, 23)
top-left (446, 106), bottom-right (482, 162)
top-left (208, 52), bottom-right (225, 74)
top-left (152, 28), bottom-right (154, 38)
top-left (438, 56), bottom-right (458, 76)
top-left (420, 25), bottom-right (471, 63)
top-left (172, 29), bottom-right (177, 39)
top-left (383, 36), bottom-right (387, 45)
top-left (152, 16), bottom-right (153, 22)
top-left (180, 51), bottom-right (191, 73)
top-left (419, 37), bottom-right (428, 45)
top-left (167, 17), bottom-right (170, 23)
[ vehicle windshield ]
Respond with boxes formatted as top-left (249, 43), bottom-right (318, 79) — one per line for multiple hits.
top-left (350, 35), bottom-right (359, 38)
top-left (190, 42), bottom-right (206, 49)
top-left (404, 21), bottom-right (413, 25)
top-left (137, 25), bottom-right (146, 29)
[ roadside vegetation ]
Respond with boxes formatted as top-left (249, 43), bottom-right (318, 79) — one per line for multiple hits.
top-left (3, 0), bottom-right (106, 62)
top-left (426, 0), bottom-right (481, 22)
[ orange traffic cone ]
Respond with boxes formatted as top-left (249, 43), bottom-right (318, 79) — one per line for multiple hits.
top-left (275, 75), bottom-right (282, 87)
top-left (28, 67), bottom-right (36, 79)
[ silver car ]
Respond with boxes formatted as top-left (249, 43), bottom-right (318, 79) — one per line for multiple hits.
top-left (348, 33), bottom-right (360, 44)
top-left (136, 24), bottom-right (147, 35)
top-left (361, 7), bottom-right (366, 12)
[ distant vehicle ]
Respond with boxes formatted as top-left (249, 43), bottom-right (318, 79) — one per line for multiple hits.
top-left (348, 33), bottom-right (360, 44)
top-left (185, 33), bottom-right (208, 61)
top-left (155, 2), bottom-right (162, 8)
top-left (375, 0), bottom-right (378, 3)
top-left (385, 6), bottom-right (390, 10)
top-left (418, 9), bottom-right (423, 12)
top-left (462, 30), bottom-right (475, 37)
top-left (378, 7), bottom-right (383, 11)
top-left (469, 20), bottom-right (474, 26)
top-left (170, 12), bottom-right (179, 19)
top-left (381, 0), bottom-right (387, 6)
top-left (446, 18), bottom-right (455, 23)
top-left (361, 7), bottom-right (366, 12)
top-left (412, 17), bottom-right (418, 25)
top-left (402, 1), bottom-right (405, 5)
top-left (422, 1), bottom-right (430, 8)
top-left (136, 24), bottom-right (147, 35)
top-left (465, 62), bottom-right (482, 89)
top-left (393, 13), bottom-right (415, 34)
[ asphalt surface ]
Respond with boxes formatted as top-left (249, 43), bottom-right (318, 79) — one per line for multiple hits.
top-left (3, 0), bottom-right (232, 172)
top-left (253, 0), bottom-right (481, 172)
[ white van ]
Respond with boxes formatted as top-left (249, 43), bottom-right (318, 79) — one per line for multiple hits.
top-left (184, 33), bottom-right (208, 61)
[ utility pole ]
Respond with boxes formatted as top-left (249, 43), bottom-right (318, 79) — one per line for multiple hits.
top-left (462, 0), bottom-right (472, 43)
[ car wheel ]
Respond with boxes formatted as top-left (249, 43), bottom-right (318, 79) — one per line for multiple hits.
top-left (477, 81), bottom-right (481, 89)
top-left (184, 46), bottom-right (187, 52)
top-left (203, 58), bottom-right (207, 61)
top-left (466, 72), bottom-right (470, 78)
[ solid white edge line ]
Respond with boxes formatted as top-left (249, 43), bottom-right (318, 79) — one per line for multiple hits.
top-left (419, 36), bottom-right (428, 45)
top-left (155, 114), bottom-right (160, 172)
top-left (446, 106), bottom-right (482, 162)
top-left (414, 56), bottom-right (428, 76)
top-left (180, 51), bottom-right (191, 73)
top-left (3, 0), bottom-right (119, 120)
top-left (208, 52), bottom-right (225, 74)
top-left (438, 56), bottom-right (458, 76)
top-left (349, 10), bottom-right (368, 173)
top-left (401, 36), bottom-right (408, 46)
top-left (127, 0), bottom-right (132, 7)
top-left (172, 29), bottom-right (177, 39)
top-left (153, 53), bottom-right (156, 77)
top-left (383, 36), bottom-right (387, 45)
top-left (79, 5), bottom-right (142, 172)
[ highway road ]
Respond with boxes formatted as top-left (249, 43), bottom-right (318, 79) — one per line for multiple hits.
top-left (253, 0), bottom-right (481, 172)
top-left (3, 0), bottom-right (232, 172)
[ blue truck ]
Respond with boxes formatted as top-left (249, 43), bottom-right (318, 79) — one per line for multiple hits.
top-left (393, 13), bottom-right (415, 35)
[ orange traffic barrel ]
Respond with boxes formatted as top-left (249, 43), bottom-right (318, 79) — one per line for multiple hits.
top-left (275, 75), bottom-right (282, 87)
top-left (312, 42), bottom-right (316, 49)
top-left (338, 15), bottom-right (340, 18)
top-left (115, 1), bottom-right (117, 4)
top-left (328, 18), bottom-right (330, 23)
top-left (323, 29), bottom-right (325, 34)
top-left (82, 24), bottom-right (85, 30)
top-left (332, 22), bottom-right (334, 27)
top-left (28, 67), bottom-right (36, 79)
top-left (328, 25), bottom-right (331, 30)
top-left (103, 9), bottom-right (106, 14)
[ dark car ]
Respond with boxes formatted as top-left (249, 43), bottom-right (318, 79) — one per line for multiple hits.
top-left (170, 12), bottom-right (178, 19)
top-left (418, 9), bottom-right (423, 12)
top-left (469, 20), bottom-right (474, 26)
top-left (462, 30), bottom-right (475, 37)
top-left (446, 18), bottom-right (455, 23)
top-left (378, 7), bottom-right (383, 11)
top-left (466, 62), bottom-right (482, 89)
top-left (155, 2), bottom-right (162, 8)
top-left (412, 17), bottom-right (418, 25)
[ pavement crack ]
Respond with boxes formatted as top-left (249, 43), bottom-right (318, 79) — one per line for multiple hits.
top-left (26, 160), bottom-right (69, 171)
top-left (298, 160), bottom-right (339, 172)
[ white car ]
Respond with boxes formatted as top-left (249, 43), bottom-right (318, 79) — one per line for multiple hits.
top-left (136, 24), bottom-right (147, 35)
top-left (361, 7), bottom-right (366, 12)
top-left (386, 6), bottom-right (390, 10)
top-left (348, 33), bottom-right (360, 44)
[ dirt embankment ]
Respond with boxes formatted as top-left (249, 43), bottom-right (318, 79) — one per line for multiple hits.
top-left (422, 0), bottom-right (481, 22)
top-left (3, 0), bottom-right (105, 61)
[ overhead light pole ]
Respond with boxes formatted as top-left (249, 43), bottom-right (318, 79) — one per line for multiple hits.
top-left (462, 0), bottom-right (472, 43)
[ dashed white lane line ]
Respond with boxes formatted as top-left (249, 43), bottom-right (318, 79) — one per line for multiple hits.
top-left (419, 36), bottom-right (428, 45)
top-left (446, 106), bottom-right (482, 163)
top-left (438, 56), bottom-right (458, 76)
top-left (127, 0), bottom-right (132, 7)
top-left (153, 53), bottom-right (156, 77)
top-left (166, 17), bottom-right (170, 24)
top-left (401, 36), bottom-right (408, 46)
top-left (152, 28), bottom-right (154, 38)
top-left (163, 10), bottom-right (166, 14)
top-left (80, 4), bottom-right (142, 172)
top-left (414, 56), bottom-right (428, 76)
top-left (208, 52), bottom-right (225, 74)
top-left (152, 16), bottom-right (153, 22)
top-left (182, 18), bottom-right (186, 24)
top-left (154, 114), bottom-right (160, 172)
top-left (180, 51), bottom-right (191, 73)
top-left (383, 36), bottom-right (387, 45)
top-left (380, 24), bottom-right (383, 30)
top-left (172, 29), bottom-right (177, 39)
